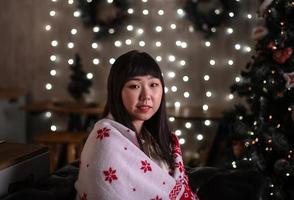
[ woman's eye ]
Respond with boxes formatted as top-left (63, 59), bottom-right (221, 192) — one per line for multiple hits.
top-left (128, 84), bottom-right (140, 89)
top-left (151, 83), bottom-right (160, 87)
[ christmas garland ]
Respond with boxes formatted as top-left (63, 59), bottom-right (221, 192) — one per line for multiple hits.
top-left (183, 0), bottom-right (240, 38)
top-left (77, 0), bottom-right (129, 40)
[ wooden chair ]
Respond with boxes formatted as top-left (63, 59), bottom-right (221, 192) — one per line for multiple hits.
top-left (34, 131), bottom-right (88, 172)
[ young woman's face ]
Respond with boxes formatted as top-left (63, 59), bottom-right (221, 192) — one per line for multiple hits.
top-left (122, 75), bottom-right (163, 126)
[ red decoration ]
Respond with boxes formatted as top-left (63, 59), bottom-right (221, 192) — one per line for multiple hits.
top-left (96, 127), bottom-right (111, 140)
top-left (80, 192), bottom-right (87, 200)
top-left (175, 162), bottom-right (184, 173)
top-left (273, 48), bottom-right (293, 64)
top-left (103, 167), bottom-right (118, 183)
top-left (140, 160), bottom-right (152, 173)
top-left (151, 195), bottom-right (162, 200)
top-left (251, 26), bottom-right (268, 40)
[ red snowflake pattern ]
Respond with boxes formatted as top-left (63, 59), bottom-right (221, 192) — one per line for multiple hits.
top-left (175, 162), bottom-right (184, 173)
top-left (140, 160), bottom-right (152, 173)
top-left (80, 192), bottom-right (87, 200)
top-left (103, 167), bottom-right (118, 183)
top-left (151, 195), bottom-right (162, 200)
top-left (96, 127), bottom-right (111, 140)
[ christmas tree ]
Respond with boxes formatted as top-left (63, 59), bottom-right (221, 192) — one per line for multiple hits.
top-left (68, 54), bottom-right (92, 103)
top-left (224, 0), bottom-right (294, 199)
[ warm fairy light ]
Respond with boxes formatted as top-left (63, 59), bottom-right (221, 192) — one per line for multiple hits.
top-left (68, 0), bottom-right (74, 4)
top-left (108, 28), bottom-right (115, 34)
top-left (139, 41), bottom-right (145, 47)
top-left (232, 161), bottom-right (237, 168)
top-left (71, 28), bottom-right (77, 35)
top-left (158, 10), bottom-right (164, 15)
top-left (50, 55), bottom-right (57, 62)
top-left (45, 83), bottom-right (53, 90)
top-left (175, 130), bottom-right (182, 136)
top-left (155, 41), bottom-right (162, 47)
top-left (181, 42), bottom-right (187, 48)
top-left (177, 9), bottom-right (185, 17)
top-left (179, 138), bottom-right (185, 145)
top-left (202, 104), bottom-right (208, 111)
top-left (174, 101), bottom-right (181, 108)
top-left (142, 9), bottom-right (149, 15)
top-left (243, 46), bottom-right (252, 52)
top-left (184, 92), bottom-right (190, 98)
top-left (180, 60), bottom-right (186, 66)
top-left (45, 112), bottom-right (52, 118)
top-left (167, 71), bottom-right (176, 78)
top-left (67, 42), bottom-right (74, 48)
top-left (87, 73), bottom-right (94, 79)
top-left (204, 120), bottom-right (211, 126)
top-left (93, 58), bottom-right (100, 65)
top-left (228, 94), bottom-right (234, 99)
top-left (51, 40), bottom-right (58, 47)
top-left (68, 59), bottom-right (74, 65)
top-left (247, 14), bottom-right (252, 19)
top-left (209, 59), bottom-right (216, 66)
top-left (50, 69), bottom-right (57, 76)
top-left (107, 0), bottom-right (113, 3)
top-left (49, 10), bottom-right (56, 16)
top-left (127, 8), bottom-right (134, 14)
top-left (168, 55), bottom-right (176, 62)
top-left (205, 41), bottom-right (211, 47)
top-left (164, 87), bottom-right (169, 93)
top-left (125, 39), bottom-right (132, 45)
top-left (196, 134), bottom-right (204, 141)
top-left (127, 25), bottom-right (134, 31)
top-left (235, 76), bottom-right (241, 82)
top-left (137, 28), bottom-right (144, 34)
top-left (50, 125), bottom-right (57, 131)
top-left (156, 56), bottom-right (162, 62)
top-left (73, 10), bottom-right (81, 17)
top-left (183, 76), bottom-right (189, 82)
top-left (228, 59), bottom-right (234, 65)
top-left (226, 27), bottom-right (234, 34)
top-left (109, 58), bottom-right (115, 64)
top-left (206, 91), bottom-right (212, 97)
top-left (170, 24), bottom-right (176, 29)
top-left (155, 26), bottom-right (163, 32)
top-left (93, 26), bottom-right (100, 32)
top-left (169, 117), bottom-right (175, 122)
top-left (189, 26), bottom-right (194, 32)
top-left (45, 25), bottom-right (51, 31)
top-left (171, 86), bottom-right (177, 92)
top-left (204, 75), bottom-right (210, 81)
top-left (185, 122), bottom-right (192, 129)
top-left (92, 42), bottom-right (98, 49)
top-left (235, 44), bottom-right (241, 50)
top-left (114, 40), bottom-right (122, 47)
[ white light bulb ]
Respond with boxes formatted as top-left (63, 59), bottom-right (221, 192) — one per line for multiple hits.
top-left (168, 71), bottom-right (176, 78)
top-left (107, 0), bottom-right (113, 3)
top-left (244, 46), bottom-right (251, 52)
top-left (175, 130), bottom-right (182, 136)
top-left (50, 69), bottom-right (57, 76)
top-left (181, 42), bottom-right (187, 48)
top-left (128, 8), bottom-right (134, 14)
top-left (155, 26), bottom-right (162, 32)
top-left (205, 41), bottom-right (211, 47)
top-left (185, 122), bottom-right (192, 129)
top-left (169, 117), bottom-right (175, 122)
top-left (235, 44), bottom-right (241, 50)
top-left (179, 138), bottom-right (185, 145)
top-left (215, 9), bottom-right (221, 15)
top-left (108, 28), bottom-right (115, 34)
top-left (209, 59), bottom-right (216, 66)
top-left (93, 26), bottom-right (100, 32)
top-left (206, 91), bottom-right (212, 97)
top-left (125, 39), bottom-right (132, 45)
top-left (127, 25), bottom-right (134, 31)
top-left (155, 41), bottom-right (161, 47)
top-left (92, 42), bottom-right (98, 49)
top-left (93, 58), bottom-right (100, 65)
top-left (189, 26), bottom-right (194, 32)
top-left (228, 94), bottom-right (234, 99)
top-left (109, 58), bottom-right (115, 64)
top-left (49, 10), bottom-right (56, 16)
top-left (183, 76), bottom-right (189, 82)
top-left (158, 10), bottom-right (164, 15)
top-left (196, 134), bottom-right (204, 141)
top-left (174, 101), bottom-right (181, 108)
top-left (184, 92), bottom-right (190, 98)
top-left (45, 83), bottom-right (53, 90)
top-left (170, 24), bottom-right (176, 29)
top-left (228, 59), bottom-right (234, 65)
top-left (51, 125), bottom-right (57, 131)
top-left (87, 73), bottom-right (93, 79)
top-left (142, 9), bottom-right (149, 15)
top-left (156, 56), bottom-right (162, 62)
top-left (180, 60), bottom-right (186, 66)
top-left (204, 120), bottom-right (211, 126)
top-left (164, 87), bottom-right (169, 93)
top-left (68, 59), bottom-right (74, 65)
top-left (137, 28), bottom-right (144, 34)
top-left (226, 28), bottom-right (234, 34)
top-left (114, 40), bottom-right (122, 47)
top-left (45, 112), bottom-right (52, 118)
top-left (229, 12), bottom-right (235, 17)
top-left (177, 9), bottom-right (185, 16)
top-left (235, 76), bottom-right (241, 82)
top-left (68, 0), bottom-right (74, 4)
top-left (202, 104), bottom-right (209, 111)
top-left (204, 75), bottom-right (210, 81)
top-left (71, 28), bottom-right (77, 35)
top-left (139, 41), bottom-right (145, 47)
top-left (171, 86), bottom-right (177, 92)
top-left (176, 40), bottom-right (182, 46)
top-left (50, 55), bottom-right (57, 62)
top-left (168, 55), bottom-right (176, 62)
top-left (142, 0), bottom-right (148, 2)
top-left (247, 14), bottom-right (252, 19)
top-left (73, 10), bottom-right (81, 17)
top-left (51, 40), bottom-right (58, 47)
top-left (45, 25), bottom-right (51, 31)
top-left (67, 42), bottom-right (74, 48)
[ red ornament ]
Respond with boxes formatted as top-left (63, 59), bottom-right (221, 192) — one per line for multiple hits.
top-left (273, 48), bottom-right (293, 64)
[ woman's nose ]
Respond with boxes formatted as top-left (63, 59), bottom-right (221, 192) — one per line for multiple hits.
top-left (140, 87), bottom-right (151, 101)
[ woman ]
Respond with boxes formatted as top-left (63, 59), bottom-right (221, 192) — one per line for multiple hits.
top-left (75, 50), bottom-right (198, 200)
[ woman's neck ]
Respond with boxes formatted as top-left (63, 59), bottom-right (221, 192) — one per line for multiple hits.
top-left (132, 120), bottom-right (144, 134)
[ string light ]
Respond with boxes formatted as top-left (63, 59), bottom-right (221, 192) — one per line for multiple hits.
top-left (185, 122), bottom-right (192, 129)
top-left (175, 130), bottom-right (182, 136)
top-left (204, 120), bottom-right (211, 126)
top-left (196, 134), bottom-right (204, 141)
top-left (50, 125), bottom-right (57, 131)
top-left (169, 117), bottom-right (175, 122)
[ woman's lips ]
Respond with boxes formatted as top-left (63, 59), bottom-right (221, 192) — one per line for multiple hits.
top-left (137, 105), bottom-right (151, 112)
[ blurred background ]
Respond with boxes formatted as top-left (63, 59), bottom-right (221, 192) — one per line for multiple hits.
top-left (0, 0), bottom-right (259, 170)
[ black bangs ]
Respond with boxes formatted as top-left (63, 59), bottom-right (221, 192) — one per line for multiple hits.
top-left (124, 52), bottom-right (162, 80)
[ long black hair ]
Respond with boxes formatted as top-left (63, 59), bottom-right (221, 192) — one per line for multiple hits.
top-left (102, 50), bottom-right (173, 166)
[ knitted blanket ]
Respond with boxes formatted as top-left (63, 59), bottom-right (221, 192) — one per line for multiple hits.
top-left (75, 118), bottom-right (198, 200)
